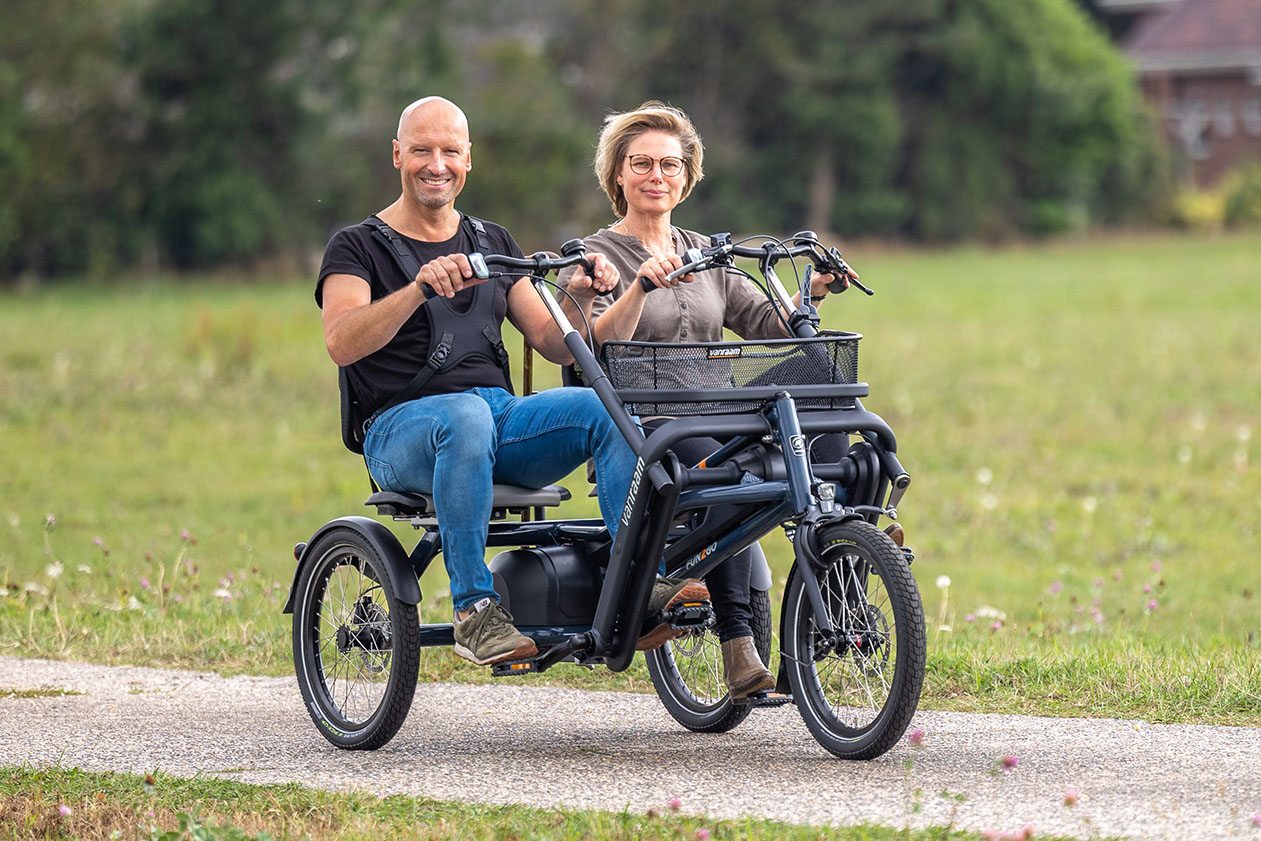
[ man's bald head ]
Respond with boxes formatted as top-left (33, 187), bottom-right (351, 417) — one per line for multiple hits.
top-left (392, 97), bottom-right (473, 212)
top-left (397, 97), bottom-right (469, 143)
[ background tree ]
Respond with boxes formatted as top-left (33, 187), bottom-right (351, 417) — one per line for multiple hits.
top-left (0, 0), bottom-right (1169, 282)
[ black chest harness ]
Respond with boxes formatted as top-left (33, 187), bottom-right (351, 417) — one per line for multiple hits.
top-left (338, 214), bottom-right (513, 456)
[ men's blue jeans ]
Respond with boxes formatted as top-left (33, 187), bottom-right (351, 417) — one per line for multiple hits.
top-left (362, 386), bottom-right (636, 612)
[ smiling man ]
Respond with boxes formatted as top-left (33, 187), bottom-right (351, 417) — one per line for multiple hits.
top-left (314, 97), bottom-right (708, 666)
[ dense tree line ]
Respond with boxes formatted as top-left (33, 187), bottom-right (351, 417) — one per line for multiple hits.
top-left (1, 0), bottom-right (1165, 281)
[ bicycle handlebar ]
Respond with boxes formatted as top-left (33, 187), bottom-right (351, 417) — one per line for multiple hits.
top-left (418, 238), bottom-right (599, 299)
top-left (638, 231), bottom-right (871, 296)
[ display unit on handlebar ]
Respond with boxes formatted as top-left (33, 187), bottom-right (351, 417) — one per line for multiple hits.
top-left (285, 233), bottom-right (925, 760)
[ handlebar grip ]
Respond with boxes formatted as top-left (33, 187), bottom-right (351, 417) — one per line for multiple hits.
top-left (638, 275), bottom-right (656, 293)
top-left (420, 282), bottom-right (439, 300)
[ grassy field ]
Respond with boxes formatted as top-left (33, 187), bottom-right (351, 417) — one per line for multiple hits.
top-left (1, 231), bottom-right (1259, 725)
top-left (0, 766), bottom-right (1095, 841)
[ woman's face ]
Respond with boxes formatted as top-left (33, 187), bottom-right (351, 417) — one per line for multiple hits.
top-left (618, 130), bottom-right (686, 219)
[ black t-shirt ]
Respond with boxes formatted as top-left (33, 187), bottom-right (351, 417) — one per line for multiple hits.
top-left (315, 214), bottom-right (523, 417)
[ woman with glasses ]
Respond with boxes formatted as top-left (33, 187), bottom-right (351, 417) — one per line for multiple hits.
top-left (562, 101), bottom-right (854, 701)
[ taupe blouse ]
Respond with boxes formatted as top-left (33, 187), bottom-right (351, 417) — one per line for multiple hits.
top-left (563, 226), bottom-right (788, 345)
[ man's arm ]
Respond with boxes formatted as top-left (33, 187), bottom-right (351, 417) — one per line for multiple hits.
top-left (507, 254), bottom-right (618, 364)
top-left (322, 253), bottom-right (485, 367)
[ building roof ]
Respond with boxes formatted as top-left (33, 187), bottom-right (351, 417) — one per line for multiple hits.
top-left (1125, 0), bottom-right (1261, 72)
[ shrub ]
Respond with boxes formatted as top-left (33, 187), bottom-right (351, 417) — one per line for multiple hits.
top-left (1223, 165), bottom-right (1261, 228)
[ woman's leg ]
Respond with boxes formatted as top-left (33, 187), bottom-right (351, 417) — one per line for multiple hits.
top-left (641, 423), bottom-right (754, 641)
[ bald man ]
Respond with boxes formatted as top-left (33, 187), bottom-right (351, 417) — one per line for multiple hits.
top-left (315, 98), bottom-right (708, 666)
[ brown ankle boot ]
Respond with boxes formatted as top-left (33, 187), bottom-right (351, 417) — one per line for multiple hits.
top-left (721, 636), bottom-right (775, 700)
top-left (883, 522), bottom-right (905, 547)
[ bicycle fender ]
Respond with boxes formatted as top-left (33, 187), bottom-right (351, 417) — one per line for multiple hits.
top-left (281, 516), bottom-right (421, 614)
top-left (749, 541), bottom-right (773, 591)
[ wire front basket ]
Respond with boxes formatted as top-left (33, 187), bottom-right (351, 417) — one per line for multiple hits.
top-left (599, 331), bottom-right (863, 416)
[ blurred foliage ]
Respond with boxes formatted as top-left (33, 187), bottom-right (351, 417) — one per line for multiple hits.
top-left (3, 0), bottom-right (1169, 282)
top-left (1223, 165), bottom-right (1261, 229)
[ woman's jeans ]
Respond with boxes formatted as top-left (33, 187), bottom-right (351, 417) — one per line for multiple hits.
top-left (363, 387), bottom-right (636, 613)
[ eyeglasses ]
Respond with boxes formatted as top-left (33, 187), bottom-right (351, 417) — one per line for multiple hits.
top-left (626, 154), bottom-right (685, 177)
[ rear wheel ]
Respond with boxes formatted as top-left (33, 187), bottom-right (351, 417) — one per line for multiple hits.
top-left (783, 520), bottom-right (924, 759)
top-left (292, 528), bottom-right (420, 749)
top-left (646, 587), bottom-right (772, 732)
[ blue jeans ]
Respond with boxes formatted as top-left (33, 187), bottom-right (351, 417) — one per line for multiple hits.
top-left (362, 387), bottom-right (636, 612)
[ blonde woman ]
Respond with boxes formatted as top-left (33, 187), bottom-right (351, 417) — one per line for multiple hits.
top-left (564, 102), bottom-right (851, 700)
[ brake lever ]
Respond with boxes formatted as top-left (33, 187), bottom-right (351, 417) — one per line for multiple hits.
top-left (640, 247), bottom-right (707, 292)
top-left (823, 248), bottom-right (874, 296)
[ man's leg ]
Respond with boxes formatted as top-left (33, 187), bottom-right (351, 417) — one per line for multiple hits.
top-left (361, 392), bottom-right (499, 611)
top-left (487, 388), bottom-right (709, 650)
top-left (483, 387), bottom-right (636, 534)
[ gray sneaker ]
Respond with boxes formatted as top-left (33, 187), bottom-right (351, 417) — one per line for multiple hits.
top-left (636, 577), bottom-right (710, 651)
top-left (453, 598), bottom-right (538, 665)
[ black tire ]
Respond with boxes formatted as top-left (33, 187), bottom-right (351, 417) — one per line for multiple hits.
top-left (292, 528), bottom-right (420, 750)
top-left (645, 587), bottom-right (773, 732)
top-left (782, 519), bottom-right (925, 759)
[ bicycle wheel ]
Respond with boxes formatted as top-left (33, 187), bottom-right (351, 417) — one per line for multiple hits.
top-left (783, 519), bottom-right (924, 759)
top-left (645, 587), bottom-right (772, 732)
top-left (292, 527), bottom-right (420, 749)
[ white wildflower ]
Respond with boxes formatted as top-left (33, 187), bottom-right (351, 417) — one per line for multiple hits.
top-left (212, 588), bottom-right (233, 600)
top-left (24, 581), bottom-right (50, 597)
top-left (77, 564), bottom-right (92, 575)
top-left (127, 596), bottom-right (143, 611)
top-left (975, 605), bottom-right (1007, 621)
top-left (979, 493), bottom-right (999, 510)
top-left (1081, 496), bottom-right (1098, 514)
top-left (936, 575), bottom-right (952, 589)
top-left (975, 467), bottom-right (993, 486)
top-left (45, 562), bottom-right (64, 579)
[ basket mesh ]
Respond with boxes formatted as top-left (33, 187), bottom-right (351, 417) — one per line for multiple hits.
top-left (599, 332), bottom-right (860, 415)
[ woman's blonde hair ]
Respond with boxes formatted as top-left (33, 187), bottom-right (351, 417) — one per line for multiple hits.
top-left (594, 101), bottom-right (705, 218)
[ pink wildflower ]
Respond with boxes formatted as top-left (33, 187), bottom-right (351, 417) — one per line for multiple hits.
top-left (93, 536), bottom-right (102, 547)
top-left (1063, 788), bottom-right (1080, 806)
top-left (1112, 569), bottom-right (1122, 582)
top-left (1048, 581), bottom-right (1063, 595)
top-left (695, 830), bottom-right (711, 841)
top-left (58, 804), bottom-right (72, 817)
top-left (1142, 583), bottom-right (1152, 594)
top-left (139, 577), bottom-right (151, 590)
top-left (990, 621), bottom-right (1003, 632)
top-left (1151, 561), bottom-right (1162, 572)
top-left (907, 727), bottom-right (925, 746)
top-left (1147, 599), bottom-right (1159, 612)
top-left (965, 613), bottom-right (976, 623)
top-left (1250, 812), bottom-right (1261, 827)
top-left (668, 797), bottom-right (682, 812)
top-left (1001, 754), bottom-right (1019, 771)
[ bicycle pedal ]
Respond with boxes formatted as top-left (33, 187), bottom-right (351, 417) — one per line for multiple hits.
top-left (741, 690), bottom-right (792, 708)
top-left (663, 600), bottom-right (713, 629)
top-left (491, 658), bottom-right (539, 677)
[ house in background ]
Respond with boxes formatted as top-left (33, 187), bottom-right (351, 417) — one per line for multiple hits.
top-left (1097, 0), bottom-right (1261, 185)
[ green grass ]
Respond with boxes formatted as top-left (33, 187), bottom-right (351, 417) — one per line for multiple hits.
top-left (1, 231), bottom-right (1259, 723)
top-left (0, 766), bottom-right (1093, 840)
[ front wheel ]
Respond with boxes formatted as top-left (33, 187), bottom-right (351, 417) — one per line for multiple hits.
top-left (783, 520), bottom-right (925, 759)
top-left (292, 527), bottom-right (420, 749)
top-left (645, 587), bottom-right (772, 733)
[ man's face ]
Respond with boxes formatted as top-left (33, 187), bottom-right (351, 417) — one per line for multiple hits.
top-left (393, 106), bottom-right (471, 210)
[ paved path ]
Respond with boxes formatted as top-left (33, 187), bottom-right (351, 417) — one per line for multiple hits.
top-left (1, 657), bottom-right (1259, 839)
